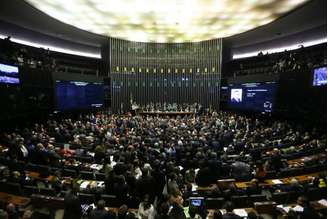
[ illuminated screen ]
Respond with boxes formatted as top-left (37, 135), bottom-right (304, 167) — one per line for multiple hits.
top-left (25, 0), bottom-right (309, 43)
top-left (231, 89), bottom-right (243, 103)
top-left (228, 82), bottom-right (276, 113)
top-left (0, 63), bottom-right (20, 84)
top-left (190, 198), bottom-right (204, 207)
top-left (55, 80), bottom-right (104, 111)
top-left (313, 67), bottom-right (327, 86)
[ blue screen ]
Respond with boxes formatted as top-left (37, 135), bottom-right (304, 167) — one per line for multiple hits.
top-left (228, 82), bottom-right (276, 113)
top-left (190, 198), bottom-right (203, 207)
top-left (313, 67), bottom-right (327, 86)
top-left (55, 80), bottom-right (104, 111)
top-left (0, 63), bottom-right (19, 84)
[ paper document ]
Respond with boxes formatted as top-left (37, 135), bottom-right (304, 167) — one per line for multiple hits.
top-left (277, 204), bottom-right (291, 213)
top-left (80, 181), bottom-right (90, 189)
top-left (292, 205), bottom-right (304, 212)
top-left (233, 209), bottom-right (248, 217)
top-left (191, 183), bottom-right (198, 191)
top-left (272, 179), bottom-right (283, 184)
top-left (318, 199), bottom-right (327, 206)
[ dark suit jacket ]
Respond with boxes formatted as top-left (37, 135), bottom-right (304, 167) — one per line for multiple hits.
top-left (168, 203), bottom-right (186, 219)
top-left (89, 209), bottom-right (111, 219)
top-left (63, 192), bottom-right (82, 219)
top-left (222, 212), bottom-right (241, 219)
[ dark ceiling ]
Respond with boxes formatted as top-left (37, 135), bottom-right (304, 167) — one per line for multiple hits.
top-left (0, 0), bottom-right (326, 53)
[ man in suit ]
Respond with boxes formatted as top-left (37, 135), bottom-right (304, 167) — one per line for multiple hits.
top-left (222, 202), bottom-right (241, 219)
top-left (63, 185), bottom-right (82, 219)
top-left (89, 200), bottom-right (110, 219)
top-left (296, 196), bottom-right (320, 219)
top-left (168, 192), bottom-right (186, 219)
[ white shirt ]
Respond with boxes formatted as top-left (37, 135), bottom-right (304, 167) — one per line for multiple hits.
top-left (137, 203), bottom-right (154, 219)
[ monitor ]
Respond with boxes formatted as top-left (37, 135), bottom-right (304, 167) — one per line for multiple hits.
top-left (0, 63), bottom-right (20, 84)
top-left (55, 80), bottom-right (104, 111)
top-left (313, 66), bottom-right (327, 86)
top-left (227, 82), bottom-right (276, 113)
top-left (189, 197), bottom-right (204, 207)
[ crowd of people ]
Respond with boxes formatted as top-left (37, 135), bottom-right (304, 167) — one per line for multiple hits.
top-left (0, 109), bottom-right (326, 219)
top-left (228, 44), bottom-right (326, 77)
top-left (132, 102), bottom-right (202, 113)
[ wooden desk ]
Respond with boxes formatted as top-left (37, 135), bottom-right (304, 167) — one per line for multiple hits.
top-left (0, 192), bottom-right (30, 207)
top-left (207, 208), bottom-right (256, 219)
top-left (26, 171), bottom-right (54, 182)
top-left (138, 111), bottom-right (194, 116)
top-left (277, 200), bottom-right (327, 218)
top-left (287, 153), bottom-right (326, 166)
top-left (234, 171), bottom-right (326, 189)
top-left (31, 194), bottom-right (65, 209)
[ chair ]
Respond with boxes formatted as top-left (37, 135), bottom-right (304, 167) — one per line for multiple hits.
top-left (101, 194), bottom-right (119, 208)
top-left (272, 192), bottom-right (290, 204)
top-left (5, 182), bottom-right (23, 196)
top-left (306, 188), bottom-right (327, 201)
top-left (78, 193), bottom-right (95, 204)
top-left (231, 195), bottom-right (250, 208)
top-left (39, 188), bottom-right (56, 196)
top-left (95, 173), bottom-right (106, 181)
top-left (23, 185), bottom-right (39, 196)
top-left (10, 161), bottom-right (26, 172)
top-left (62, 169), bottom-right (77, 178)
top-left (78, 156), bottom-right (94, 163)
top-left (80, 171), bottom-right (94, 180)
top-left (265, 171), bottom-right (277, 179)
top-left (205, 197), bottom-right (224, 209)
top-left (249, 194), bottom-right (267, 204)
top-left (254, 201), bottom-right (277, 215)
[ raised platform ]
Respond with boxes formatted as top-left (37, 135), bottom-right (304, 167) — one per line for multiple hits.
top-left (138, 111), bottom-right (195, 116)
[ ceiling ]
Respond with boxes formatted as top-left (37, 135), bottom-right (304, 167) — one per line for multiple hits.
top-left (24, 0), bottom-right (310, 43)
top-left (0, 0), bottom-right (325, 49)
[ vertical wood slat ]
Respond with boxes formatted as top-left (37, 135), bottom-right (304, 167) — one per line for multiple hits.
top-left (109, 38), bottom-right (222, 113)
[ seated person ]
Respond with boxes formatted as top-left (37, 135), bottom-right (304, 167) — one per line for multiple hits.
top-left (222, 202), bottom-right (241, 219)
top-left (246, 179), bottom-right (262, 196)
top-left (296, 196), bottom-right (320, 219)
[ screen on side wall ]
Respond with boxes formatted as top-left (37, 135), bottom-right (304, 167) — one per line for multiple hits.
top-left (0, 63), bottom-right (20, 84)
top-left (228, 81), bottom-right (276, 113)
top-left (55, 80), bottom-right (104, 111)
top-left (313, 66), bottom-right (327, 86)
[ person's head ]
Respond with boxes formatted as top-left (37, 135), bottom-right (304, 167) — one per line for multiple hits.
top-left (247, 211), bottom-right (258, 219)
top-left (297, 196), bottom-right (310, 207)
top-left (188, 205), bottom-right (198, 218)
top-left (158, 202), bottom-right (170, 215)
top-left (22, 210), bottom-right (33, 219)
top-left (212, 210), bottom-right (223, 219)
top-left (223, 201), bottom-right (234, 213)
top-left (170, 191), bottom-right (184, 206)
top-left (125, 213), bottom-right (137, 219)
top-left (96, 199), bottom-right (106, 210)
top-left (250, 178), bottom-right (259, 186)
top-left (287, 209), bottom-right (298, 219)
top-left (0, 209), bottom-right (8, 219)
top-left (118, 204), bottom-right (128, 217)
top-left (290, 178), bottom-right (299, 186)
top-left (6, 203), bottom-right (16, 213)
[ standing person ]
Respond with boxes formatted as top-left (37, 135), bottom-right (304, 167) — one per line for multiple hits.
top-left (296, 196), bottom-right (320, 219)
top-left (137, 194), bottom-right (155, 219)
top-left (168, 192), bottom-right (186, 219)
top-left (89, 200), bottom-right (109, 219)
top-left (63, 184), bottom-right (82, 219)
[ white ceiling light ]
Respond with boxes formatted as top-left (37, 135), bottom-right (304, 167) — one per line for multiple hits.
top-left (25, 0), bottom-right (309, 43)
